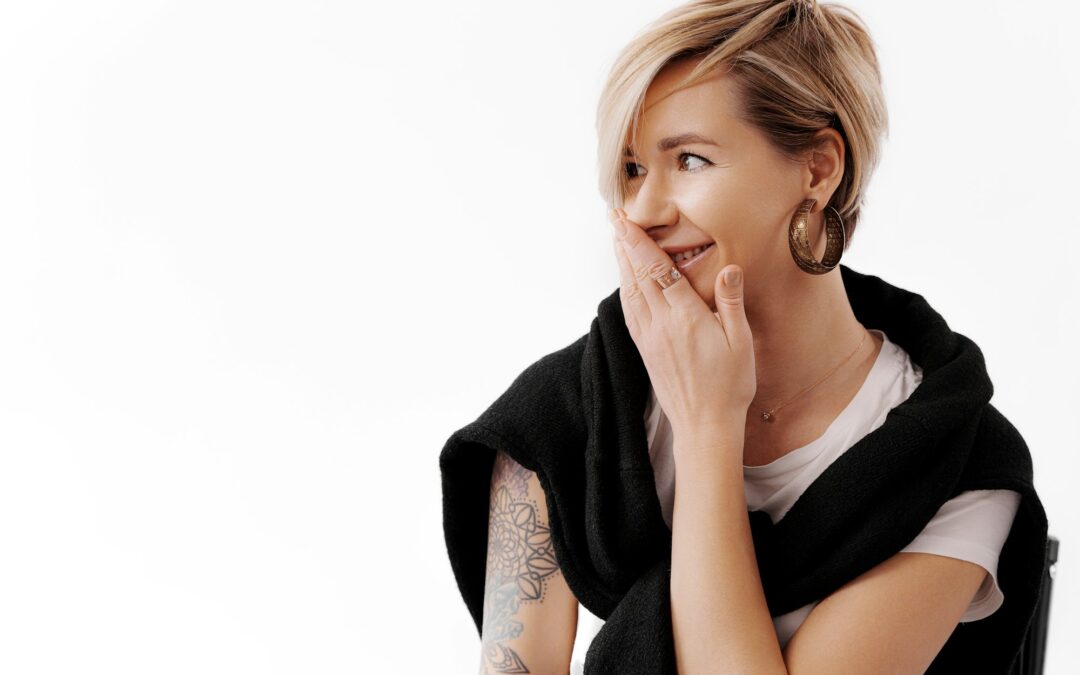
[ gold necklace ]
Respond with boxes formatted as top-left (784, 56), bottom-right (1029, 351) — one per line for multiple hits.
top-left (758, 329), bottom-right (869, 423)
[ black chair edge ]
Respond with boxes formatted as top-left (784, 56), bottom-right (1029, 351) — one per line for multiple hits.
top-left (1014, 534), bottom-right (1059, 675)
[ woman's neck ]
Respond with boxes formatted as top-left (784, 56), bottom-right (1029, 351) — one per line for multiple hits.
top-left (743, 268), bottom-right (878, 423)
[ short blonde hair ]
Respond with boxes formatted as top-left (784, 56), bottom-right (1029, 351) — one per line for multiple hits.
top-left (596, 0), bottom-right (888, 246)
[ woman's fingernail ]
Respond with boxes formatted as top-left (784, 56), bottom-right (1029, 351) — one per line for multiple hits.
top-left (611, 215), bottom-right (626, 238)
top-left (725, 268), bottom-right (741, 285)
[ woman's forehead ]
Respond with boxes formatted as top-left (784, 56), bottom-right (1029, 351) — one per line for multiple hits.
top-left (626, 71), bottom-right (743, 156)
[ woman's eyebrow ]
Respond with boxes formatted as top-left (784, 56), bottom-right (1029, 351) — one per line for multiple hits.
top-left (623, 132), bottom-right (722, 157)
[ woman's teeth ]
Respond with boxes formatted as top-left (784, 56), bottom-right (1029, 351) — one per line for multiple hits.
top-left (672, 244), bottom-right (712, 262)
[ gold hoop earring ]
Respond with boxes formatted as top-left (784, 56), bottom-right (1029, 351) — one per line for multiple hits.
top-left (789, 198), bottom-right (845, 275)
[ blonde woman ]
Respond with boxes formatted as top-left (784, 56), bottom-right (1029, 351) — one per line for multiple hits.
top-left (439, 1), bottom-right (1049, 673)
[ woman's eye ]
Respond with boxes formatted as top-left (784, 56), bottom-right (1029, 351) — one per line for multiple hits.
top-left (679, 153), bottom-right (709, 171)
top-left (624, 152), bottom-right (711, 180)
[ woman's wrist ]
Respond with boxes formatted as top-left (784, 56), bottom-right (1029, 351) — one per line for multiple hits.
top-left (671, 409), bottom-right (748, 467)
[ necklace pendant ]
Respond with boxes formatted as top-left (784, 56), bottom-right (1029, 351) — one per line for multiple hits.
top-left (761, 411), bottom-right (775, 423)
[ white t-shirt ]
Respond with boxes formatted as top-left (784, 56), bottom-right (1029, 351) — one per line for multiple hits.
top-left (570, 328), bottom-right (1021, 673)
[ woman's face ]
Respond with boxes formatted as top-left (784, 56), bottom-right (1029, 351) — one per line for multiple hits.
top-left (622, 58), bottom-right (842, 313)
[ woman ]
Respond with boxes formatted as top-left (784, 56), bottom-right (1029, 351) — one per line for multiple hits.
top-left (439, 1), bottom-right (1049, 673)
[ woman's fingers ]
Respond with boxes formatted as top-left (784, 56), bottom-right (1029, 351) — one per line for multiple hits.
top-left (611, 232), bottom-right (651, 333)
top-left (612, 210), bottom-right (700, 315)
top-left (712, 264), bottom-right (747, 350)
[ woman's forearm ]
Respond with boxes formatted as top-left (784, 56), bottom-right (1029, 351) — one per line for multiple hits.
top-left (670, 426), bottom-right (789, 675)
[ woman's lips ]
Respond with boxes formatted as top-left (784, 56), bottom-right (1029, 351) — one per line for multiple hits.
top-left (674, 243), bottom-right (715, 271)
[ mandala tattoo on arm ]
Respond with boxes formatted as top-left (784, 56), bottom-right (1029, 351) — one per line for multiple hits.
top-left (479, 451), bottom-right (562, 675)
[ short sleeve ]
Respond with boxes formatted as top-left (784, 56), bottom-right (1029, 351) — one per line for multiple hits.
top-left (898, 489), bottom-right (1022, 622)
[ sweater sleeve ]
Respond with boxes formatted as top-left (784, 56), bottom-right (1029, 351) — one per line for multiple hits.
top-left (898, 488), bottom-right (1022, 622)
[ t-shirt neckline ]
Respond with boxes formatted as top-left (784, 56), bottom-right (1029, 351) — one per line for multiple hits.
top-left (741, 328), bottom-right (893, 476)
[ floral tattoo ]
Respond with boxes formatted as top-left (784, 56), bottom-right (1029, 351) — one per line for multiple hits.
top-left (479, 451), bottom-right (562, 674)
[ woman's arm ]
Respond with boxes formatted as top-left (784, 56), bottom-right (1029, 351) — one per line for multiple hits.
top-left (671, 427), bottom-right (993, 675)
top-left (479, 450), bottom-right (578, 674)
top-left (670, 422), bottom-right (789, 675)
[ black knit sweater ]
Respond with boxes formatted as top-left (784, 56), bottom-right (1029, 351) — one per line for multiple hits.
top-left (440, 264), bottom-right (1049, 673)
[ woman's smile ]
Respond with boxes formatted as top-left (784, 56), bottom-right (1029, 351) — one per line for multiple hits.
top-left (673, 242), bottom-right (715, 270)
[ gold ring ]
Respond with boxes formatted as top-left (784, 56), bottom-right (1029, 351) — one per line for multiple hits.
top-left (655, 265), bottom-right (683, 290)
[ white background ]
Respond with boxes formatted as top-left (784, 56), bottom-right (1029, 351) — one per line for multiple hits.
top-left (0, 0), bottom-right (1075, 672)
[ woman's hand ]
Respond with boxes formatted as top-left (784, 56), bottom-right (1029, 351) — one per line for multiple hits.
top-left (609, 208), bottom-right (757, 452)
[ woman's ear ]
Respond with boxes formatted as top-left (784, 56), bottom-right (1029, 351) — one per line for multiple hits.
top-left (804, 127), bottom-right (845, 202)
